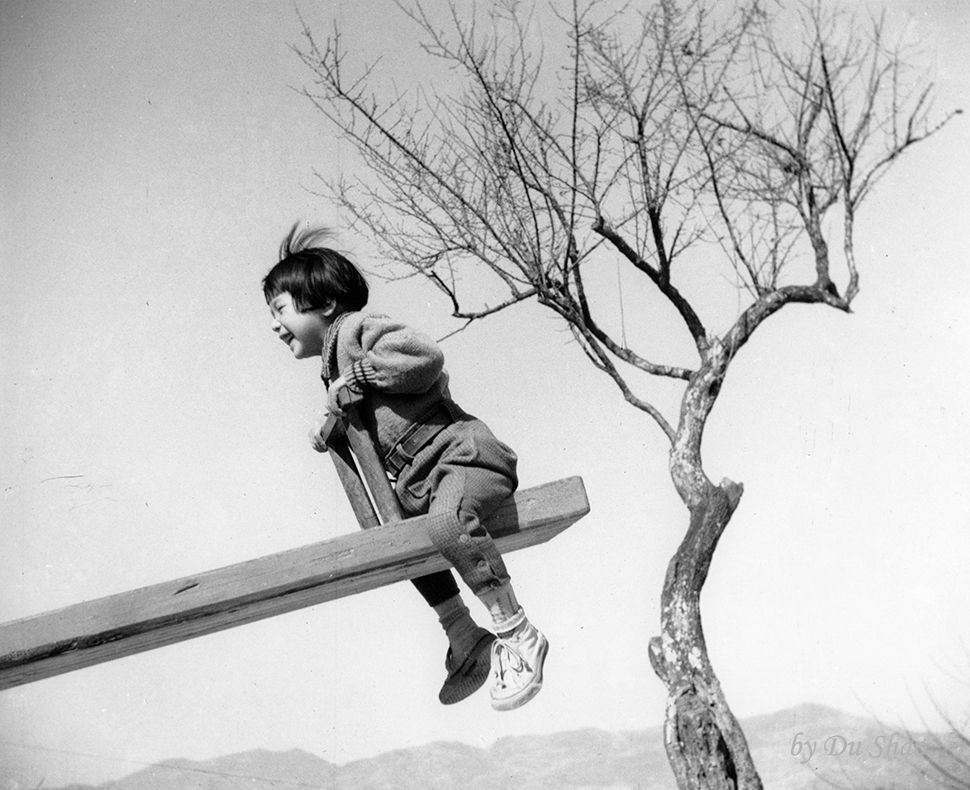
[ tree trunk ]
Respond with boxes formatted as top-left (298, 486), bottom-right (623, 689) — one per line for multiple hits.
top-left (649, 350), bottom-right (763, 790)
top-left (649, 481), bottom-right (761, 789)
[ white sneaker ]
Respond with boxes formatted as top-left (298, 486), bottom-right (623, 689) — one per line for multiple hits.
top-left (489, 620), bottom-right (548, 711)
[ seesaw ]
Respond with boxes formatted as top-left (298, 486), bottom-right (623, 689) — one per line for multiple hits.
top-left (0, 394), bottom-right (588, 691)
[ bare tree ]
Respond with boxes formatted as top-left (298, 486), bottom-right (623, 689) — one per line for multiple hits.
top-left (903, 655), bottom-right (970, 790)
top-left (908, 712), bottom-right (970, 790)
top-left (293, 1), bottom-right (960, 787)
top-left (823, 658), bottom-right (970, 790)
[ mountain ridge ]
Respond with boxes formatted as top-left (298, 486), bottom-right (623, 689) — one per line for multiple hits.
top-left (20, 704), bottom-right (969, 790)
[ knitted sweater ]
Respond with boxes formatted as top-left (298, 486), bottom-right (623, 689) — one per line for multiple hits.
top-left (322, 311), bottom-right (453, 457)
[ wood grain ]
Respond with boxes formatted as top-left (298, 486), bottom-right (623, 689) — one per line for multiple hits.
top-left (0, 476), bottom-right (588, 690)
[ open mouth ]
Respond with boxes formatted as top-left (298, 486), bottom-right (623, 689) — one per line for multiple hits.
top-left (280, 332), bottom-right (295, 346)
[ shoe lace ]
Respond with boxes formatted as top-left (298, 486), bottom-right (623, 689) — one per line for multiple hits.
top-left (493, 640), bottom-right (528, 684)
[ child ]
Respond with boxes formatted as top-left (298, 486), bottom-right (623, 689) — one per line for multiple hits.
top-left (262, 223), bottom-right (548, 711)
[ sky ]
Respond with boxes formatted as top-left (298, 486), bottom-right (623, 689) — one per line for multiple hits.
top-left (1, 0), bottom-right (969, 786)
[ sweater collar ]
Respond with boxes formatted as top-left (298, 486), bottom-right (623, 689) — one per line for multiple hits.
top-left (321, 311), bottom-right (352, 384)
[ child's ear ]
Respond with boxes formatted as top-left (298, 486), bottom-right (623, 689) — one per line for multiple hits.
top-left (321, 299), bottom-right (338, 317)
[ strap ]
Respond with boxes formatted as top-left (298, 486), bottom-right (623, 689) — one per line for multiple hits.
top-left (384, 403), bottom-right (453, 476)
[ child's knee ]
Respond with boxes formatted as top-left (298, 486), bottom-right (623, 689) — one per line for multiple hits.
top-left (456, 469), bottom-right (516, 524)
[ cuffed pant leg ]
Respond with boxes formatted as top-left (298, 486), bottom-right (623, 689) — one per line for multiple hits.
top-left (396, 458), bottom-right (464, 607)
top-left (395, 415), bottom-right (518, 603)
top-left (425, 464), bottom-right (515, 597)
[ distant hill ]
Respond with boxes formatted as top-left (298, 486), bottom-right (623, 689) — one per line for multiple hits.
top-left (42, 704), bottom-right (969, 790)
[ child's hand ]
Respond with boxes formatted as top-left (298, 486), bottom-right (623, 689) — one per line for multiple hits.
top-left (327, 375), bottom-right (348, 416)
top-left (308, 418), bottom-right (330, 453)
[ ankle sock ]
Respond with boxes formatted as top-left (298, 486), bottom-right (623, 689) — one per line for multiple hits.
top-left (477, 582), bottom-right (526, 635)
top-left (433, 595), bottom-right (482, 655)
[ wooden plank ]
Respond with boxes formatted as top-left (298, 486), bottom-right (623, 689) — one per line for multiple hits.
top-left (0, 476), bottom-right (589, 691)
top-left (323, 418), bottom-right (381, 529)
top-left (336, 391), bottom-right (406, 524)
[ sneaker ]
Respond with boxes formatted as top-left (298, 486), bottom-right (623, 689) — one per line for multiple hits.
top-left (439, 628), bottom-right (496, 705)
top-left (489, 620), bottom-right (549, 711)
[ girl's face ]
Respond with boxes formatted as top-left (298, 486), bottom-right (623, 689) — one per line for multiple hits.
top-left (268, 291), bottom-right (332, 359)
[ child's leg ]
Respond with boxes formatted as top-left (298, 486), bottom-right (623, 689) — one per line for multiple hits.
top-left (396, 416), bottom-right (546, 708)
top-left (424, 461), bottom-right (548, 712)
top-left (410, 570), bottom-right (460, 608)
top-left (409, 570), bottom-right (494, 705)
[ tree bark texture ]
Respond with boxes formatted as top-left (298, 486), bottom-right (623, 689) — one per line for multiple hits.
top-left (649, 351), bottom-right (763, 790)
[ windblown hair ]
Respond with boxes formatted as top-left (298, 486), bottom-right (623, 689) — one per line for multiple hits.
top-left (262, 223), bottom-right (369, 312)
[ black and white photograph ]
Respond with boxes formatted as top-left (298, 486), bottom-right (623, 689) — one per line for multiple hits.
top-left (2, 1), bottom-right (968, 788)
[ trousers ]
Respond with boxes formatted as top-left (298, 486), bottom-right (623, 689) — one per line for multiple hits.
top-left (394, 403), bottom-right (518, 606)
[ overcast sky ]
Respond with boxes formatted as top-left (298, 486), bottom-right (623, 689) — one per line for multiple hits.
top-left (2, 0), bottom-right (969, 786)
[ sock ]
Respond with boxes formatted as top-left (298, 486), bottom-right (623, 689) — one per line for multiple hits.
top-left (433, 595), bottom-right (482, 658)
top-left (477, 582), bottom-right (526, 636)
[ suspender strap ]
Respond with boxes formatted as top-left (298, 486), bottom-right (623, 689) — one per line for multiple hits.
top-left (383, 402), bottom-right (454, 476)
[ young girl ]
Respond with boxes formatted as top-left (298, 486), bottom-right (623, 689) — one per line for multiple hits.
top-left (263, 224), bottom-right (548, 711)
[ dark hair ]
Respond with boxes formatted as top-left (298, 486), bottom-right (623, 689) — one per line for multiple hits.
top-left (262, 223), bottom-right (369, 312)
